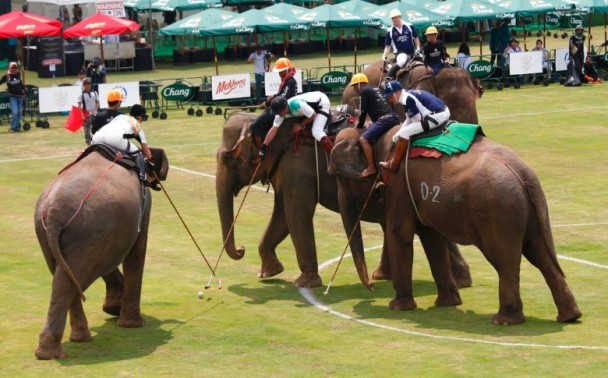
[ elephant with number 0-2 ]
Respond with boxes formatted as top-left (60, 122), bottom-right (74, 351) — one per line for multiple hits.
top-left (34, 148), bottom-right (169, 359)
top-left (216, 112), bottom-right (472, 291)
top-left (329, 127), bottom-right (582, 325)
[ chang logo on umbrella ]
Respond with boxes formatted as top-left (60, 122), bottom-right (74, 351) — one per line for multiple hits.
top-left (336, 11), bottom-right (360, 20)
top-left (467, 60), bottom-right (493, 79)
top-left (290, 23), bottom-right (309, 30)
top-left (433, 4), bottom-right (453, 15)
top-left (405, 11), bottom-right (430, 23)
top-left (182, 17), bottom-right (202, 28)
top-left (568, 15), bottom-right (584, 29)
top-left (545, 12), bottom-right (560, 28)
top-left (162, 83), bottom-right (194, 102)
top-left (235, 26), bottom-right (254, 33)
top-left (263, 15), bottom-right (289, 24)
top-left (320, 72), bottom-right (350, 89)
top-left (471, 3), bottom-right (495, 14)
top-left (312, 21), bottom-right (327, 27)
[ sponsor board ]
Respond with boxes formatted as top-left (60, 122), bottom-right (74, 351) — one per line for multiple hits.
top-left (161, 82), bottom-right (195, 102)
top-left (264, 70), bottom-right (304, 96)
top-left (467, 60), bottom-right (493, 79)
top-left (319, 71), bottom-right (350, 89)
top-left (212, 74), bottom-right (250, 100)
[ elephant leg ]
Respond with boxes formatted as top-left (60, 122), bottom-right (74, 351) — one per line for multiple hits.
top-left (117, 233), bottom-right (147, 328)
top-left (283, 194), bottom-right (321, 288)
top-left (102, 268), bottom-right (124, 316)
top-left (482, 240), bottom-right (525, 325)
top-left (372, 226), bottom-right (391, 281)
top-left (35, 270), bottom-right (77, 359)
top-left (258, 194), bottom-right (288, 279)
top-left (522, 237), bottom-right (581, 323)
top-left (417, 226), bottom-right (461, 307)
top-left (447, 242), bottom-right (472, 288)
top-left (68, 296), bottom-right (91, 343)
top-left (385, 207), bottom-right (416, 311)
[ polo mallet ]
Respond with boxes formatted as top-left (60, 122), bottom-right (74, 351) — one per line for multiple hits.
top-left (324, 154), bottom-right (389, 296)
top-left (205, 160), bottom-right (263, 290)
top-left (152, 172), bottom-right (221, 290)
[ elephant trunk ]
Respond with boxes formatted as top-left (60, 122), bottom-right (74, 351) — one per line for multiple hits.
top-left (216, 169), bottom-right (245, 260)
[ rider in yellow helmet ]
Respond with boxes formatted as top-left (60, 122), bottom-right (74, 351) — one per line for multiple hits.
top-left (422, 26), bottom-right (449, 75)
top-left (348, 73), bottom-right (400, 178)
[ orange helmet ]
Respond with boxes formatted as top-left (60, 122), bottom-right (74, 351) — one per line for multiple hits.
top-left (107, 89), bottom-right (125, 102)
top-left (273, 57), bottom-right (293, 72)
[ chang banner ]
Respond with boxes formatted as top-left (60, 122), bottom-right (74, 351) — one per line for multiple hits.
top-left (264, 70), bottom-right (304, 96)
top-left (212, 74), bottom-right (250, 100)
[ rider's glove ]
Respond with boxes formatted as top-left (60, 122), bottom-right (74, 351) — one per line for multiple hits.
top-left (259, 144), bottom-right (268, 158)
top-left (382, 54), bottom-right (388, 62)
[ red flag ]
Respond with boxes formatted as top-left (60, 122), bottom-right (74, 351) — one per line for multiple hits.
top-left (64, 106), bottom-right (88, 133)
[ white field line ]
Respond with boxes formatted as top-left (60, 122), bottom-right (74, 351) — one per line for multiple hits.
top-left (481, 105), bottom-right (608, 120)
top-left (6, 156), bottom-right (608, 349)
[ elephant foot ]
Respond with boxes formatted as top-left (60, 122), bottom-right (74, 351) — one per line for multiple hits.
top-left (557, 306), bottom-right (582, 323)
top-left (491, 311), bottom-right (525, 325)
top-left (117, 313), bottom-right (145, 328)
top-left (258, 259), bottom-right (285, 278)
top-left (435, 290), bottom-right (462, 307)
top-left (371, 266), bottom-right (392, 281)
top-left (69, 328), bottom-right (92, 343)
top-left (102, 292), bottom-right (123, 316)
top-left (294, 272), bottom-right (322, 288)
top-left (35, 333), bottom-right (65, 360)
top-left (389, 297), bottom-right (417, 311)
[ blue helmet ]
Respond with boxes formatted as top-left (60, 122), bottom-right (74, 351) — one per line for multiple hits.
top-left (384, 80), bottom-right (403, 98)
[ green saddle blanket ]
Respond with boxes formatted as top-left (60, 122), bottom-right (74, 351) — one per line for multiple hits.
top-left (411, 122), bottom-right (481, 156)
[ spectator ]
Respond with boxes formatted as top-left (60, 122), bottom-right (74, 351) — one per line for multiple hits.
top-left (503, 38), bottom-right (522, 73)
top-left (74, 68), bottom-right (86, 88)
top-left (162, 10), bottom-right (177, 26)
top-left (456, 43), bottom-right (472, 71)
top-left (531, 39), bottom-right (549, 72)
top-left (246, 45), bottom-right (274, 103)
top-left (570, 25), bottom-right (586, 82)
top-left (383, 8), bottom-right (421, 81)
top-left (72, 4), bottom-right (82, 23)
top-left (583, 55), bottom-right (601, 83)
top-left (422, 26), bottom-right (449, 75)
top-left (59, 6), bottom-right (70, 28)
top-left (78, 77), bottom-right (100, 145)
top-left (86, 57), bottom-right (106, 92)
top-left (497, 18), bottom-right (511, 68)
top-left (489, 20), bottom-right (501, 66)
top-left (0, 62), bottom-right (27, 133)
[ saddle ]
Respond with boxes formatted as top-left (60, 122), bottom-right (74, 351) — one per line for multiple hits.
top-left (293, 105), bottom-right (356, 144)
top-left (387, 56), bottom-right (426, 82)
top-left (409, 122), bottom-right (485, 159)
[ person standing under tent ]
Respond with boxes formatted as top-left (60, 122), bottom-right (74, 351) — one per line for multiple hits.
top-left (247, 45), bottom-right (275, 104)
top-left (0, 62), bottom-right (27, 133)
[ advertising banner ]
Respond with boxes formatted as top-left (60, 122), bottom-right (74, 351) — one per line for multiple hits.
top-left (264, 70), bottom-right (303, 96)
top-left (212, 74), bottom-right (250, 100)
top-left (508, 51), bottom-right (543, 75)
top-left (39, 86), bottom-right (83, 113)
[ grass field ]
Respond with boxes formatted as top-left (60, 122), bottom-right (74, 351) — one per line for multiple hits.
top-left (1, 50), bottom-right (608, 376)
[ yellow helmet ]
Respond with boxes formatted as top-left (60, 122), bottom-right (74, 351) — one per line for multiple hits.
top-left (425, 26), bottom-right (439, 35)
top-left (349, 73), bottom-right (369, 86)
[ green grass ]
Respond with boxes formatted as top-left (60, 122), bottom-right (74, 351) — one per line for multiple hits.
top-left (1, 48), bottom-right (608, 376)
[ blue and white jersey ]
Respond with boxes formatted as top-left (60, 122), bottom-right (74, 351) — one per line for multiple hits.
top-left (399, 90), bottom-right (446, 119)
top-left (385, 22), bottom-right (418, 55)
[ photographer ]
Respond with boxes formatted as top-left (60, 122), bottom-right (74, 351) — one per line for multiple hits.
top-left (86, 57), bottom-right (106, 92)
top-left (246, 45), bottom-right (274, 103)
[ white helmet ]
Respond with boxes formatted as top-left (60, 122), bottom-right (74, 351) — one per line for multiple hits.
top-left (389, 9), bottom-right (401, 18)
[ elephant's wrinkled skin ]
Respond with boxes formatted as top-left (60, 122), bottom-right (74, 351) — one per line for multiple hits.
top-left (330, 128), bottom-right (582, 325)
top-left (34, 149), bottom-right (168, 359)
top-left (342, 61), bottom-right (481, 124)
top-left (216, 112), bottom-right (471, 291)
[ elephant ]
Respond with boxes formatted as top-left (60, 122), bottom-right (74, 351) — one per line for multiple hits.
top-left (216, 112), bottom-right (472, 290)
top-left (34, 147), bottom-right (169, 359)
top-left (342, 61), bottom-right (481, 124)
top-left (329, 126), bottom-right (582, 325)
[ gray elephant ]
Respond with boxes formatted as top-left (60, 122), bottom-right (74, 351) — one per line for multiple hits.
top-left (216, 112), bottom-right (471, 291)
top-left (329, 126), bottom-right (582, 325)
top-left (34, 147), bottom-right (169, 359)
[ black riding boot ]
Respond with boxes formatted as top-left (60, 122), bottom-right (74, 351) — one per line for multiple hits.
top-left (134, 152), bottom-right (148, 183)
top-left (385, 64), bottom-right (400, 81)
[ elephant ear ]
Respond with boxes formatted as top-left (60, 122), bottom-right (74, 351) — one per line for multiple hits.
top-left (328, 128), bottom-right (366, 179)
top-left (149, 147), bottom-right (169, 181)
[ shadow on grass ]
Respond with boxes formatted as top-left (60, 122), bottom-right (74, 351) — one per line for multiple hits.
top-left (228, 279), bottom-right (313, 308)
top-left (59, 315), bottom-right (178, 365)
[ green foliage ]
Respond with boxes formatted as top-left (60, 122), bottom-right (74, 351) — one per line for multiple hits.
top-left (1, 56), bottom-right (608, 376)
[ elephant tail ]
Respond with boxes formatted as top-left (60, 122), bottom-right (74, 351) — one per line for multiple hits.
top-left (44, 222), bottom-right (87, 302)
top-left (525, 179), bottom-right (564, 278)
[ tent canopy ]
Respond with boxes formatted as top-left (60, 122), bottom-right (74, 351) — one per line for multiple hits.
top-left (159, 8), bottom-right (235, 36)
top-left (199, 8), bottom-right (310, 37)
top-left (0, 10), bottom-right (62, 38)
top-left (124, 0), bottom-right (223, 12)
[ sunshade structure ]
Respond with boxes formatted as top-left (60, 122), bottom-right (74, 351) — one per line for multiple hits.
top-left (262, 2), bottom-right (309, 18)
top-left (426, 0), bottom-right (508, 22)
top-left (124, 0), bottom-right (222, 12)
top-left (26, 0), bottom-right (89, 4)
top-left (159, 8), bottom-right (236, 74)
top-left (0, 11), bottom-right (62, 83)
top-left (296, 4), bottom-right (382, 70)
top-left (63, 13), bottom-right (140, 62)
top-left (372, 1), bottom-right (455, 30)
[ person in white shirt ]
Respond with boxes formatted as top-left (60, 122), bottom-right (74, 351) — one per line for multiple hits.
top-left (247, 45), bottom-right (275, 103)
top-left (456, 43), bottom-right (472, 71)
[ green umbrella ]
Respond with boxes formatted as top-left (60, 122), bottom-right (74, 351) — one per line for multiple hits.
top-left (427, 0), bottom-right (507, 22)
top-left (125, 0), bottom-right (223, 12)
top-left (296, 4), bottom-right (382, 70)
top-left (373, 1), bottom-right (455, 30)
top-left (200, 8), bottom-right (310, 36)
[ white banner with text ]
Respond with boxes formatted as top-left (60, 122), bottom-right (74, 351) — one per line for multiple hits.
top-left (264, 70), bottom-right (304, 96)
top-left (212, 74), bottom-right (251, 100)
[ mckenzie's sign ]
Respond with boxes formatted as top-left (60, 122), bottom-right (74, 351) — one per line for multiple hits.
top-left (467, 60), bottom-right (493, 79)
top-left (319, 71), bottom-right (350, 89)
top-left (162, 82), bottom-right (195, 102)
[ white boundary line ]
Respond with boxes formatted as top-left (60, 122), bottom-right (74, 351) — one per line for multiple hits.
top-left (7, 155), bottom-right (608, 349)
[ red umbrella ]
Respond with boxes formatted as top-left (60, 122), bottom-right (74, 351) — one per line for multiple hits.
top-left (0, 11), bottom-right (61, 38)
top-left (63, 13), bottom-right (140, 62)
